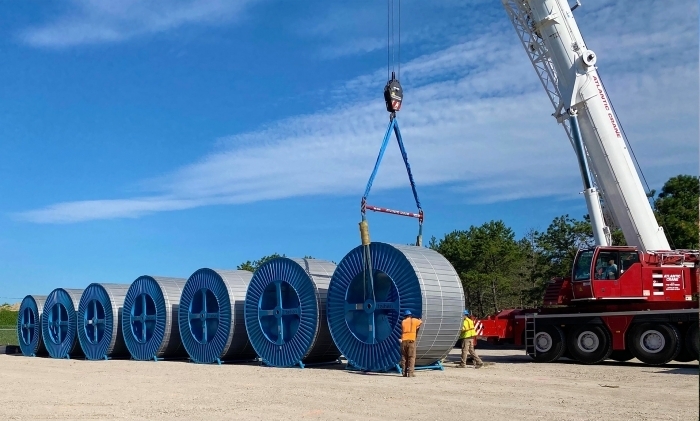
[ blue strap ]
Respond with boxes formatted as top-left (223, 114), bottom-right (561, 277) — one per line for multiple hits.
top-left (392, 119), bottom-right (422, 211)
top-left (363, 119), bottom-right (395, 199)
top-left (362, 117), bottom-right (422, 212)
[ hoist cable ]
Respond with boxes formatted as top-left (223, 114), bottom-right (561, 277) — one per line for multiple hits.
top-left (387, 0), bottom-right (390, 80)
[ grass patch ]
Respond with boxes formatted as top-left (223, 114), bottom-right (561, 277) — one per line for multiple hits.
top-left (0, 310), bottom-right (18, 326)
top-left (0, 326), bottom-right (18, 346)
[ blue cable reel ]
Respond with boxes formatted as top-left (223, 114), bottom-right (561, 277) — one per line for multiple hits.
top-left (244, 258), bottom-right (340, 368)
top-left (327, 243), bottom-right (464, 372)
top-left (17, 295), bottom-right (47, 357)
top-left (121, 276), bottom-right (188, 361)
top-left (77, 283), bottom-right (130, 360)
top-left (41, 288), bottom-right (85, 359)
top-left (178, 269), bottom-right (256, 364)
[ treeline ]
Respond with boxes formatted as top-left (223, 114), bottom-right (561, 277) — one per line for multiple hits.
top-left (429, 174), bottom-right (698, 318)
top-left (237, 254), bottom-right (316, 272)
top-left (234, 175), bottom-right (697, 319)
top-left (429, 216), bottom-right (592, 317)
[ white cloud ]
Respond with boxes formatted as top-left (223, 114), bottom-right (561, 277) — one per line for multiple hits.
top-left (15, 0), bottom-right (698, 223)
top-left (19, 0), bottom-right (260, 48)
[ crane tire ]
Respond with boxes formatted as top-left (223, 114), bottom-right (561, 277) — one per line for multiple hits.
top-left (566, 324), bottom-right (612, 364)
top-left (530, 325), bottom-right (566, 363)
top-left (627, 323), bottom-right (681, 366)
top-left (673, 348), bottom-right (695, 362)
top-left (608, 350), bottom-right (634, 362)
top-left (684, 324), bottom-right (699, 360)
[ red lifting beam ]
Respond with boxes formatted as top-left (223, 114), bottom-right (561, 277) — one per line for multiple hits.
top-left (364, 204), bottom-right (423, 221)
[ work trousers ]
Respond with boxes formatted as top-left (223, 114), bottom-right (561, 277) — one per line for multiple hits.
top-left (400, 340), bottom-right (417, 376)
top-left (461, 338), bottom-right (483, 367)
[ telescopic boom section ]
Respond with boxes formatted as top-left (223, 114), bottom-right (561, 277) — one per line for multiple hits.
top-left (504, 0), bottom-right (670, 252)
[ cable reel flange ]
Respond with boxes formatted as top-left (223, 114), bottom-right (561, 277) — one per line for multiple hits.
top-left (244, 257), bottom-right (340, 367)
top-left (77, 283), bottom-right (130, 360)
top-left (328, 242), bottom-right (464, 371)
top-left (121, 275), bottom-right (188, 361)
top-left (17, 295), bottom-right (47, 357)
top-left (41, 288), bottom-right (84, 359)
top-left (178, 269), bottom-right (256, 364)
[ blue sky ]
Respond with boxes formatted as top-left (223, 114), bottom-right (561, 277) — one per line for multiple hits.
top-left (0, 0), bottom-right (697, 302)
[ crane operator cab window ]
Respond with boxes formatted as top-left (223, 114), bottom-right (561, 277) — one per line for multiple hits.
top-left (619, 252), bottom-right (640, 274)
top-left (573, 250), bottom-right (594, 281)
top-left (595, 252), bottom-right (619, 280)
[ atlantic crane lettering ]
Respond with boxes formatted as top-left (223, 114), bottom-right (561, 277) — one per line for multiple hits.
top-left (593, 75), bottom-right (622, 138)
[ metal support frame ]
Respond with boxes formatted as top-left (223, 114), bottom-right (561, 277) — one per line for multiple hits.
top-left (411, 360), bottom-right (444, 372)
top-left (130, 293), bottom-right (157, 344)
top-left (257, 280), bottom-right (301, 346)
top-left (345, 361), bottom-right (402, 374)
top-left (83, 299), bottom-right (106, 346)
top-left (502, 0), bottom-right (614, 228)
top-left (258, 358), bottom-right (342, 369)
top-left (19, 306), bottom-right (36, 349)
top-left (190, 356), bottom-right (261, 366)
top-left (346, 359), bottom-right (444, 375)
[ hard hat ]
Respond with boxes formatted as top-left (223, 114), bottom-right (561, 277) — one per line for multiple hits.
top-left (463, 310), bottom-right (470, 316)
top-left (403, 309), bottom-right (412, 316)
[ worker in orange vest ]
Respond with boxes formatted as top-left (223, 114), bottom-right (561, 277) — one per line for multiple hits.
top-left (399, 309), bottom-right (422, 377)
top-left (459, 310), bottom-right (483, 368)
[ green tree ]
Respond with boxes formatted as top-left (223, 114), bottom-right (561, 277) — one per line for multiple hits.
top-left (652, 174), bottom-right (699, 249)
top-left (430, 221), bottom-right (526, 317)
top-left (237, 253), bottom-right (285, 272)
top-left (534, 215), bottom-right (594, 280)
top-left (516, 229), bottom-right (549, 308)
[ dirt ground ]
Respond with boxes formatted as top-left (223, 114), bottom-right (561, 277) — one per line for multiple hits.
top-left (0, 348), bottom-right (696, 421)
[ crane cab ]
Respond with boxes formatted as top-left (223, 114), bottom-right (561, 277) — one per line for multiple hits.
top-left (571, 246), bottom-right (698, 302)
top-left (572, 246), bottom-right (640, 300)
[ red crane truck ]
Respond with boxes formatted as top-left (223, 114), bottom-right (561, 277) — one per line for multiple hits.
top-left (477, 0), bottom-right (699, 365)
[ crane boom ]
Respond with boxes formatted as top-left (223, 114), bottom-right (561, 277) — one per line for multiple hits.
top-left (503, 0), bottom-right (671, 252)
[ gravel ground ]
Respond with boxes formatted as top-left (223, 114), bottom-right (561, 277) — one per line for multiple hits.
top-left (0, 348), bottom-right (697, 420)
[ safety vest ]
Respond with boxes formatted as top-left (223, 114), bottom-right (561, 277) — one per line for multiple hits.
top-left (460, 317), bottom-right (476, 339)
top-left (401, 317), bottom-right (422, 341)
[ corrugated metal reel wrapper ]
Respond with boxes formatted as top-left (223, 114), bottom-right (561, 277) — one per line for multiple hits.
top-left (244, 258), bottom-right (340, 367)
top-left (77, 283), bottom-right (131, 360)
top-left (17, 295), bottom-right (47, 357)
top-left (121, 276), bottom-right (188, 361)
top-left (42, 288), bottom-right (85, 359)
top-left (328, 243), bottom-right (464, 371)
top-left (179, 269), bottom-right (256, 364)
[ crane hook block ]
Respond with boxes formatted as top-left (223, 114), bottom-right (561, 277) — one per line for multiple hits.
top-left (383, 73), bottom-right (403, 113)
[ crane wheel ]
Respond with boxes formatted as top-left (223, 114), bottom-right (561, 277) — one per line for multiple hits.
top-left (566, 324), bottom-right (612, 364)
top-left (608, 350), bottom-right (634, 362)
top-left (530, 325), bottom-right (566, 363)
top-left (684, 324), bottom-right (699, 360)
top-left (673, 349), bottom-right (695, 362)
top-left (627, 323), bottom-right (681, 366)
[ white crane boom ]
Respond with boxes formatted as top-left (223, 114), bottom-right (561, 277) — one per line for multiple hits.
top-left (502, 0), bottom-right (671, 252)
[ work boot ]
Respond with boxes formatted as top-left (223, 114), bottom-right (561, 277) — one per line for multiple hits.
top-left (457, 364), bottom-right (467, 368)
top-left (474, 364), bottom-right (483, 369)
top-left (409, 372), bottom-right (415, 377)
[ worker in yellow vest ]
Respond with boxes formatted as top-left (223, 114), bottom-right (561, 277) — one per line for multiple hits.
top-left (459, 310), bottom-right (483, 368)
top-left (399, 309), bottom-right (422, 377)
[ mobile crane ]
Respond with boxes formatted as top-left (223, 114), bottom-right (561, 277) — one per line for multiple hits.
top-left (477, 0), bottom-right (699, 365)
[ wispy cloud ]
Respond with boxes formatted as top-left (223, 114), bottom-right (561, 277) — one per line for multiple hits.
top-left (15, 0), bottom-right (698, 223)
top-left (304, 0), bottom-right (493, 60)
top-left (19, 0), bottom-right (260, 48)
